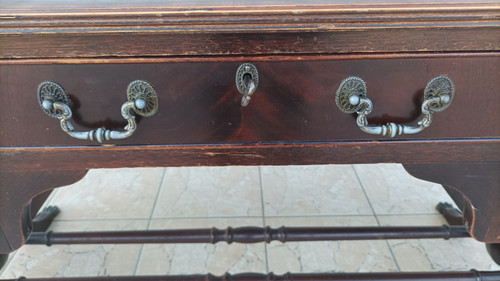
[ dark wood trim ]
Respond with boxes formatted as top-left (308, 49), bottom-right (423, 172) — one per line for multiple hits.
top-left (26, 226), bottom-right (470, 245)
top-left (1, 140), bottom-right (499, 171)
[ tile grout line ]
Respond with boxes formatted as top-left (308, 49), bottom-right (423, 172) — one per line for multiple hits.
top-left (258, 167), bottom-right (270, 273)
top-left (132, 168), bottom-right (168, 276)
top-left (351, 165), bottom-right (402, 272)
top-left (350, 166), bottom-right (382, 224)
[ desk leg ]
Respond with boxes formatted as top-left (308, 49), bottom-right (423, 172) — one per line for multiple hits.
top-left (403, 162), bottom-right (500, 243)
top-left (0, 170), bottom-right (87, 257)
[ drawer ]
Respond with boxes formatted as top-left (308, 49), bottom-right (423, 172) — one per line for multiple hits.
top-left (1, 54), bottom-right (499, 147)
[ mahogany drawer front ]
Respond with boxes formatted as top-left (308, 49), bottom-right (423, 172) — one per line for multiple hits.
top-left (1, 54), bottom-right (499, 147)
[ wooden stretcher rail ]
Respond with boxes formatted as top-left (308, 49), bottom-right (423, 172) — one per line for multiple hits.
top-left (5, 271), bottom-right (500, 281)
top-left (25, 225), bottom-right (470, 245)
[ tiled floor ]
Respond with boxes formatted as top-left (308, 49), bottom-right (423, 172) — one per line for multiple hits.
top-left (1, 164), bottom-right (499, 278)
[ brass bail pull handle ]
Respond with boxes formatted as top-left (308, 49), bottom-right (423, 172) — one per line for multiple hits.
top-left (335, 76), bottom-right (454, 138)
top-left (38, 80), bottom-right (159, 143)
top-left (236, 63), bottom-right (259, 107)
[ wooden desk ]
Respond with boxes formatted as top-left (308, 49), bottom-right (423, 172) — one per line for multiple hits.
top-left (1, 0), bottom-right (499, 275)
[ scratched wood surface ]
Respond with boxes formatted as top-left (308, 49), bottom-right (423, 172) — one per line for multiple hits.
top-left (1, 1), bottom-right (499, 58)
top-left (0, 54), bottom-right (498, 147)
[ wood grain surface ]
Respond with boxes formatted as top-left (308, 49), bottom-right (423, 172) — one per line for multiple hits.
top-left (0, 140), bottom-right (499, 172)
top-left (1, 1), bottom-right (499, 58)
top-left (0, 54), bottom-right (498, 147)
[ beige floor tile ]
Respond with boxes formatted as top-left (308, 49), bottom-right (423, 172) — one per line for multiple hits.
top-left (0, 220), bottom-right (147, 278)
top-left (49, 168), bottom-right (165, 220)
top-left (262, 165), bottom-right (372, 216)
top-left (3, 164), bottom-right (497, 279)
top-left (266, 216), bottom-right (398, 273)
top-left (135, 218), bottom-right (266, 275)
top-left (378, 215), bottom-right (500, 271)
top-left (152, 166), bottom-right (262, 218)
top-left (353, 164), bottom-right (453, 215)
top-left (377, 214), bottom-right (448, 226)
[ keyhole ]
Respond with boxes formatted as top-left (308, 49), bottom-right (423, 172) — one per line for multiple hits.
top-left (243, 73), bottom-right (252, 89)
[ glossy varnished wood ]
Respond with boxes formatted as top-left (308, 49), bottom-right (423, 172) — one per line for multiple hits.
top-left (1, 1), bottom-right (499, 58)
top-left (0, 54), bottom-right (499, 147)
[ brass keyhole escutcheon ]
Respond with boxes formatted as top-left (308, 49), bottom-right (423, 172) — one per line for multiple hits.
top-left (236, 63), bottom-right (259, 106)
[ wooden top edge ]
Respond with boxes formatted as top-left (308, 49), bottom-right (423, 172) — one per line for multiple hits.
top-left (2, 2), bottom-right (500, 16)
top-left (1, 52), bottom-right (500, 65)
top-left (2, 3), bottom-right (498, 35)
top-left (2, 1), bottom-right (499, 35)
top-left (2, 1), bottom-right (500, 12)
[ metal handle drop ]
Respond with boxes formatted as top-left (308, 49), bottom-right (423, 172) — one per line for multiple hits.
top-left (37, 80), bottom-right (159, 143)
top-left (335, 76), bottom-right (454, 138)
